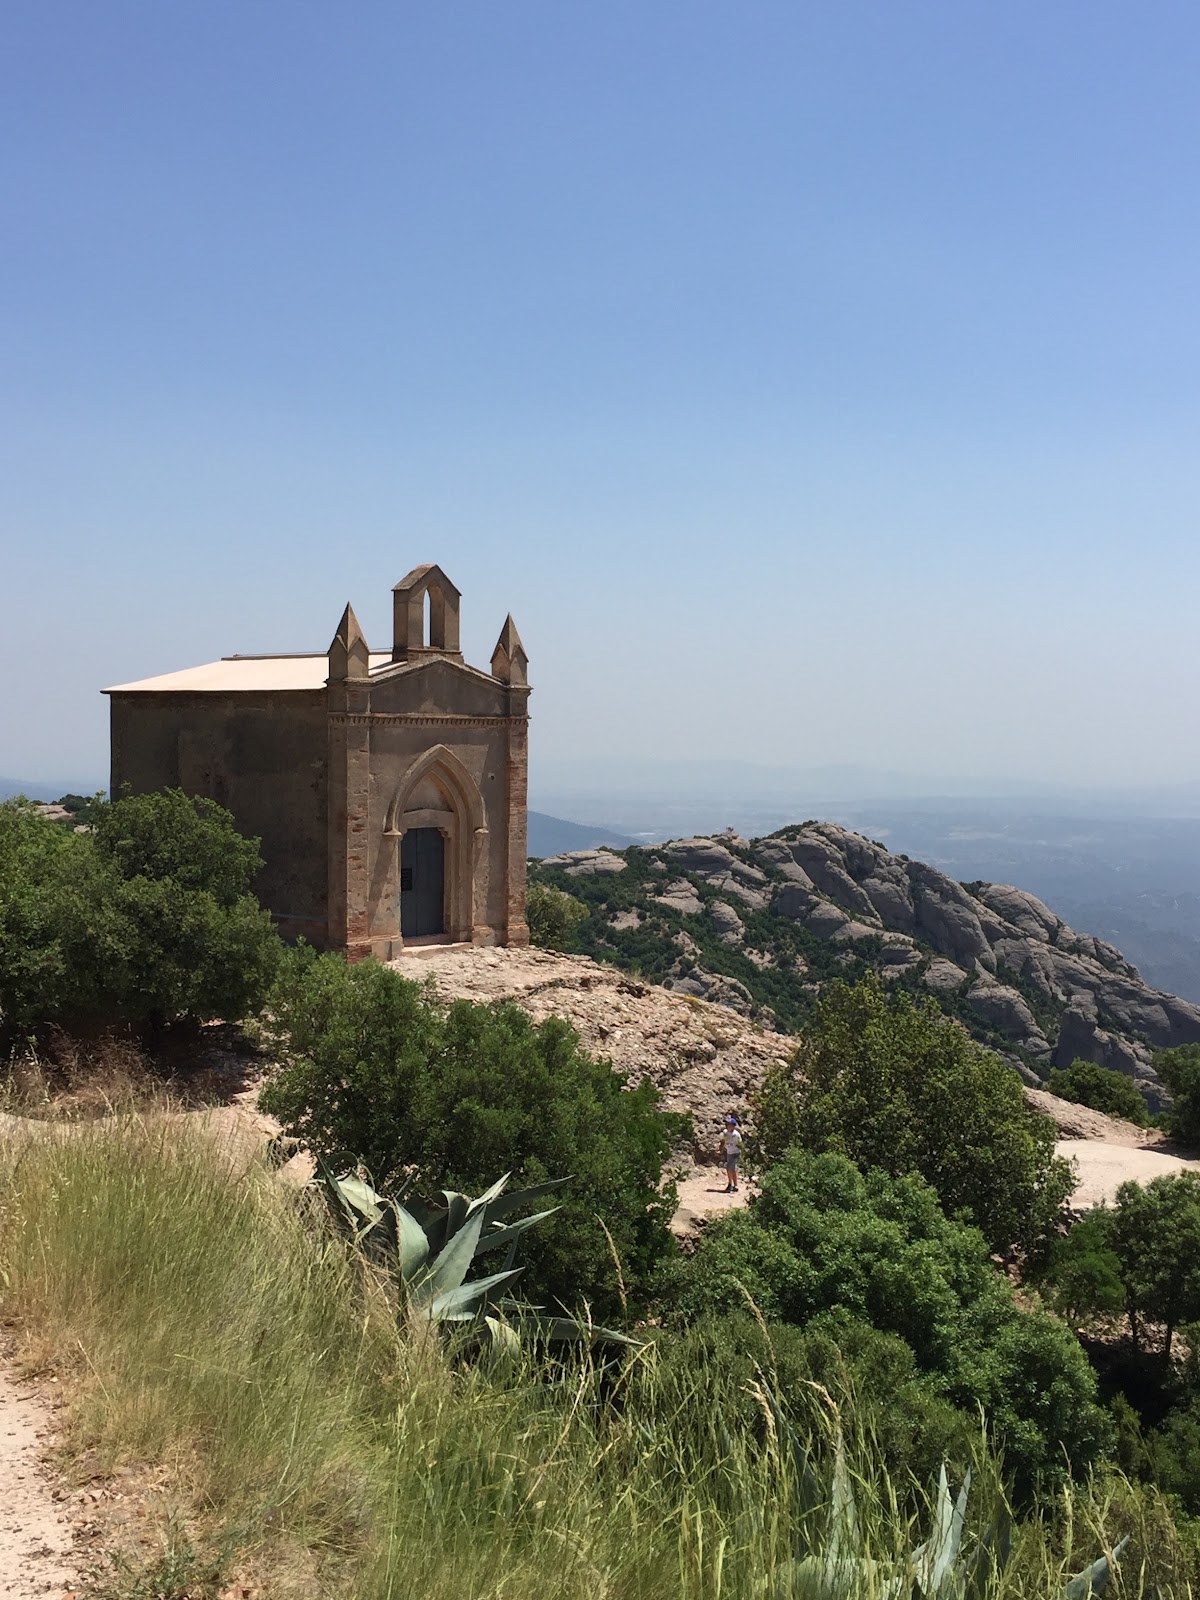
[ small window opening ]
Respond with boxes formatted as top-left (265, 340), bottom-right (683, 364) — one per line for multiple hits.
top-left (423, 590), bottom-right (431, 648)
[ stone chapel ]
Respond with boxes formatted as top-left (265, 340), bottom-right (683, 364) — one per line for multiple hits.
top-left (104, 565), bottom-right (530, 959)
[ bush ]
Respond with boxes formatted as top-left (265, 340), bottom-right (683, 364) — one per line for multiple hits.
top-left (676, 1148), bottom-right (1112, 1495)
top-left (1155, 1044), bottom-right (1200, 1146)
top-left (259, 948), bottom-right (689, 1318)
top-left (752, 976), bottom-right (1073, 1254)
top-left (1048, 1057), bottom-right (1151, 1126)
top-left (526, 881), bottom-right (589, 951)
top-left (0, 791), bottom-right (281, 1038)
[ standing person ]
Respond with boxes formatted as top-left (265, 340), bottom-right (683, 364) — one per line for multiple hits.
top-left (722, 1113), bottom-right (743, 1193)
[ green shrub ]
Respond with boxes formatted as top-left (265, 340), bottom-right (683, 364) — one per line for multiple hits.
top-left (0, 792), bottom-right (280, 1037)
top-left (260, 948), bottom-right (689, 1318)
top-left (1048, 1058), bottom-right (1150, 1126)
top-left (526, 880), bottom-right (589, 951)
top-left (1154, 1044), bottom-right (1200, 1146)
top-left (752, 976), bottom-right (1073, 1254)
top-left (676, 1148), bottom-right (1112, 1496)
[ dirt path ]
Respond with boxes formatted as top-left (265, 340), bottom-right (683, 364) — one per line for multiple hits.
top-left (0, 1355), bottom-right (76, 1599)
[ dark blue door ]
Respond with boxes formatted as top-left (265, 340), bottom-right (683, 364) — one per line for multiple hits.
top-left (400, 827), bottom-right (445, 937)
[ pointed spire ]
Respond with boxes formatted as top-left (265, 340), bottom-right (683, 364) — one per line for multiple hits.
top-left (490, 614), bottom-right (528, 685)
top-left (328, 602), bottom-right (370, 681)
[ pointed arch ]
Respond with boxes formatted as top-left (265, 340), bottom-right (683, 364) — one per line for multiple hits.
top-left (383, 744), bottom-right (488, 946)
top-left (385, 743), bottom-right (486, 835)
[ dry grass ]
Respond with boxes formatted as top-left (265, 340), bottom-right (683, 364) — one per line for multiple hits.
top-left (0, 1113), bottom-right (1194, 1599)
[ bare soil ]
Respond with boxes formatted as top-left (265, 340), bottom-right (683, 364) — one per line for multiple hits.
top-left (0, 1350), bottom-right (77, 1599)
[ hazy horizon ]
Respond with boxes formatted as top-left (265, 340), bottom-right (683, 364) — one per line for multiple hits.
top-left (3, 4), bottom-right (1199, 788)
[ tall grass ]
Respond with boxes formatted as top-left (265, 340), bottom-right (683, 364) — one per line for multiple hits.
top-left (0, 1115), bottom-right (1192, 1598)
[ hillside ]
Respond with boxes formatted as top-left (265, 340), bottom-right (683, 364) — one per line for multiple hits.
top-left (530, 823), bottom-right (1200, 1109)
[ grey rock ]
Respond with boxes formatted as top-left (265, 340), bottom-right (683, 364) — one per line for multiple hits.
top-left (966, 980), bottom-right (1048, 1051)
top-left (773, 832), bottom-right (880, 921)
top-left (773, 884), bottom-right (821, 921)
top-left (860, 875), bottom-right (916, 933)
top-left (709, 901), bottom-right (745, 943)
top-left (806, 902), bottom-right (854, 939)
top-left (653, 879), bottom-right (704, 917)
top-left (924, 958), bottom-right (968, 992)
top-left (831, 919), bottom-right (885, 943)
top-left (974, 884), bottom-right (1059, 943)
top-left (542, 848), bottom-right (627, 876)
top-left (907, 862), bottom-right (995, 970)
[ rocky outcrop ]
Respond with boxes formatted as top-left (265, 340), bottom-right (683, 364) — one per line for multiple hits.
top-left (535, 823), bottom-right (1200, 1109)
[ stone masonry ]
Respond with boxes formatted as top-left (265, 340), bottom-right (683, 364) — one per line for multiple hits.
top-left (105, 565), bottom-right (530, 958)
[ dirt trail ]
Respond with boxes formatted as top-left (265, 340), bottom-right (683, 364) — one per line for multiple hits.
top-left (0, 1355), bottom-right (76, 1599)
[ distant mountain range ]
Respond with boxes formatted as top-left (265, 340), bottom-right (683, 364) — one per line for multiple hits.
top-left (527, 811), bottom-right (632, 857)
top-left (0, 776), bottom-right (105, 803)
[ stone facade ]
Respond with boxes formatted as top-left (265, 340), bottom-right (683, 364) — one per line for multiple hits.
top-left (105, 565), bottom-right (530, 959)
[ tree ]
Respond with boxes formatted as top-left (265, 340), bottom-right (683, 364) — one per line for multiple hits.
top-left (752, 976), bottom-right (1073, 1253)
top-left (526, 881), bottom-right (588, 951)
top-left (1108, 1174), bottom-right (1200, 1361)
top-left (676, 1148), bottom-right (1111, 1494)
top-left (1154, 1044), bottom-right (1200, 1146)
top-left (0, 791), bottom-right (280, 1038)
top-left (1036, 1210), bottom-right (1125, 1328)
top-left (1047, 1058), bottom-right (1150, 1127)
top-left (260, 947), bottom-right (689, 1318)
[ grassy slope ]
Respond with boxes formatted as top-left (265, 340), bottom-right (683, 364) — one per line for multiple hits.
top-left (0, 1116), bottom-right (1192, 1598)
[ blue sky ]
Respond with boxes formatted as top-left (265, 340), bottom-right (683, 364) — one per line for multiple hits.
top-left (2, 2), bottom-right (1198, 791)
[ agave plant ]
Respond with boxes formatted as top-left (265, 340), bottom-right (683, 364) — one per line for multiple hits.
top-left (763, 1389), bottom-right (1129, 1599)
top-left (312, 1158), bottom-right (635, 1345)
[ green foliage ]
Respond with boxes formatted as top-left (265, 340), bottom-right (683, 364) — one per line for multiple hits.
top-left (752, 976), bottom-right (1073, 1254)
top-left (1048, 1058), bottom-right (1150, 1126)
top-left (1040, 1174), bottom-right (1200, 1363)
top-left (0, 792), bottom-right (280, 1036)
top-left (677, 1150), bottom-right (1112, 1496)
top-left (1036, 1211), bottom-right (1126, 1327)
top-left (785, 1432), bottom-right (1128, 1599)
top-left (260, 947), bottom-right (689, 1318)
top-left (1154, 1044), bottom-right (1200, 1146)
top-left (1, 1115), bottom-right (1190, 1599)
top-left (526, 880), bottom-right (588, 951)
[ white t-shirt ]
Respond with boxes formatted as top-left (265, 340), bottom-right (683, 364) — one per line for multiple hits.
top-left (723, 1127), bottom-right (743, 1157)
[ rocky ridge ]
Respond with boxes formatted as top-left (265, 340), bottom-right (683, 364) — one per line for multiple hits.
top-left (535, 823), bottom-right (1200, 1108)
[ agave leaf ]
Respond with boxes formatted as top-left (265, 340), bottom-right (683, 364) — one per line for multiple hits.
top-left (389, 1200), bottom-right (431, 1283)
top-left (479, 1175), bottom-right (572, 1226)
top-left (483, 1314), bottom-right (523, 1355)
top-left (464, 1173), bottom-right (512, 1216)
top-left (958, 1511), bottom-right (1012, 1600)
top-left (1062, 1535), bottom-right (1130, 1599)
top-left (761, 1384), bottom-right (824, 1510)
top-left (426, 1267), bottom-right (525, 1321)
top-left (442, 1190), bottom-right (471, 1245)
top-left (410, 1204), bottom-right (488, 1306)
top-left (332, 1173), bottom-right (386, 1223)
top-left (827, 1434), bottom-right (860, 1566)
top-left (912, 1464), bottom-right (970, 1595)
top-left (474, 1207), bottom-right (563, 1257)
top-left (532, 1315), bottom-right (640, 1346)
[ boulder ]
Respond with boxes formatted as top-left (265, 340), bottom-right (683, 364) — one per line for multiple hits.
top-left (965, 980), bottom-right (1049, 1054)
top-left (923, 958), bottom-right (968, 992)
top-left (653, 879), bottom-right (704, 917)
top-left (906, 862), bottom-right (995, 970)
top-left (773, 833), bottom-right (880, 921)
top-left (773, 884), bottom-right (821, 921)
top-left (974, 884), bottom-right (1059, 943)
top-left (806, 902), bottom-right (854, 939)
top-left (542, 848), bottom-right (627, 876)
top-left (709, 901), bottom-right (745, 944)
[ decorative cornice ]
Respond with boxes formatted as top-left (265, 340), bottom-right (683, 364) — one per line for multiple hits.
top-left (328, 712), bottom-right (529, 728)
